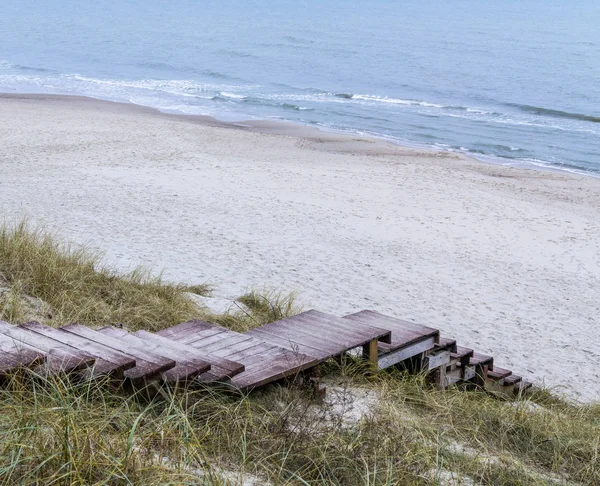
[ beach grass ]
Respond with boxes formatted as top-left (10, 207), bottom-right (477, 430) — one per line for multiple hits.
top-left (0, 222), bottom-right (598, 485)
top-left (0, 221), bottom-right (209, 331)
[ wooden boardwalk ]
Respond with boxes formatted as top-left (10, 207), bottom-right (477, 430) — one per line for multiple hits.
top-left (0, 310), bottom-right (531, 396)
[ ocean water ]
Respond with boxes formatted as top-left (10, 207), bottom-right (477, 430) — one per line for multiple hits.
top-left (1, 0), bottom-right (599, 175)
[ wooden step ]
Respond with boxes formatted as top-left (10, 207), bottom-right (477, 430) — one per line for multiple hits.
top-left (135, 329), bottom-right (245, 382)
top-left (98, 327), bottom-right (211, 383)
top-left (61, 324), bottom-right (176, 381)
top-left (514, 381), bottom-right (533, 395)
top-left (503, 374), bottom-right (522, 386)
top-left (0, 320), bottom-right (95, 373)
top-left (470, 351), bottom-right (494, 370)
top-left (22, 321), bottom-right (135, 377)
top-left (451, 346), bottom-right (474, 366)
top-left (487, 366), bottom-right (512, 381)
top-left (435, 337), bottom-right (457, 353)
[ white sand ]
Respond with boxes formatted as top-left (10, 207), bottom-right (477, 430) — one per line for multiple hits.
top-left (1, 94), bottom-right (599, 401)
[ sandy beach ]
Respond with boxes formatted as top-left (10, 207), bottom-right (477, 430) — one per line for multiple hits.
top-left (1, 94), bottom-right (599, 401)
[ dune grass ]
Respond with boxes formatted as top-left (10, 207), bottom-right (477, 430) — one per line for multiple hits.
top-left (0, 222), bottom-right (598, 485)
top-left (214, 289), bottom-right (302, 333)
top-left (0, 221), bottom-right (209, 330)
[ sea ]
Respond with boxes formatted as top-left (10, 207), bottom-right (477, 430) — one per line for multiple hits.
top-left (1, 0), bottom-right (599, 175)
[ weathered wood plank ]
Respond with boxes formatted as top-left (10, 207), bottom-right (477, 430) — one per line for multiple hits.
top-left (133, 330), bottom-right (245, 378)
top-left (0, 321), bottom-right (95, 373)
top-left (452, 346), bottom-right (474, 367)
top-left (181, 328), bottom-right (238, 348)
top-left (514, 381), bottom-right (532, 395)
top-left (470, 352), bottom-right (494, 370)
top-left (245, 328), bottom-right (327, 359)
top-left (0, 332), bottom-right (45, 375)
top-left (231, 352), bottom-right (319, 391)
top-left (344, 310), bottom-right (438, 347)
top-left (300, 310), bottom-right (392, 343)
top-left (98, 327), bottom-right (210, 382)
top-left (256, 310), bottom-right (389, 346)
top-left (155, 320), bottom-right (218, 341)
top-left (435, 337), bottom-right (457, 353)
top-left (248, 326), bottom-right (346, 358)
top-left (424, 349), bottom-right (451, 371)
top-left (503, 374), bottom-right (522, 386)
top-left (22, 321), bottom-right (136, 377)
top-left (377, 336), bottom-right (436, 369)
top-left (61, 324), bottom-right (175, 380)
top-left (192, 333), bottom-right (257, 354)
top-left (488, 367), bottom-right (512, 381)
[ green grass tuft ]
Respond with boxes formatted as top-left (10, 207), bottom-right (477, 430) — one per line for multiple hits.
top-left (213, 289), bottom-right (302, 332)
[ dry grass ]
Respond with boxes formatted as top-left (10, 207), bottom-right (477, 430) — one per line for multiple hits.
top-left (213, 290), bottom-right (302, 332)
top-left (0, 221), bottom-right (209, 331)
top-left (0, 222), bottom-right (598, 485)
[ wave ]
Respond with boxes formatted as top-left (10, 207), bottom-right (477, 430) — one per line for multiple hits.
top-left (0, 60), bottom-right (54, 73)
top-left (333, 93), bottom-right (498, 115)
top-left (508, 103), bottom-right (600, 124)
top-left (218, 91), bottom-right (247, 99)
top-left (281, 103), bottom-right (312, 111)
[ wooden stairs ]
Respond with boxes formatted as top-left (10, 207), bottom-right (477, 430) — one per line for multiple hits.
top-left (0, 310), bottom-right (532, 397)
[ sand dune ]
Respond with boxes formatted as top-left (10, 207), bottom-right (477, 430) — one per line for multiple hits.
top-left (1, 94), bottom-right (599, 401)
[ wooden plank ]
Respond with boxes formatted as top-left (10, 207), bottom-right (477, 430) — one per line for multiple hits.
top-left (514, 381), bottom-right (532, 395)
top-left (192, 333), bottom-right (257, 354)
top-left (0, 321), bottom-right (96, 373)
top-left (271, 317), bottom-right (372, 348)
top-left (378, 336), bottom-right (436, 369)
top-left (462, 365), bottom-right (477, 381)
top-left (302, 310), bottom-right (392, 343)
top-left (424, 349), bottom-right (451, 371)
top-left (231, 351), bottom-right (319, 390)
top-left (452, 346), bottom-right (474, 367)
top-left (435, 337), bottom-right (457, 352)
top-left (0, 332), bottom-right (45, 375)
top-left (181, 328), bottom-right (238, 348)
top-left (247, 328), bottom-right (330, 359)
top-left (488, 367), bottom-right (512, 381)
top-left (344, 310), bottom-right (438, 345)
top-left (470, 352), bottom-right (494, 370)
top-left (155, 320), bottom-right (219, 341)
top-left (22, 321), bottom-right (136, 377)
top-left (225, 343), bottom-right (281, 362)
top-left (133, 330), bottom-right (244, 378)
top-left (61, 324), bottom-right (176, 380)
top-left (503, 374), bottom-right (522, 386)
top-left (174, 327), bottom-right (230, 346)
top-left (98, 327), bottom-right (210, 382)
top-left (195, 334), bottom-right (266, 357)
top-left (248, 326), bottom-right (348, 358)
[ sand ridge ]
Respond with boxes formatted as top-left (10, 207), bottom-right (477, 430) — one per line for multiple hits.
top-left (1, 94), bottom-right (599, 401)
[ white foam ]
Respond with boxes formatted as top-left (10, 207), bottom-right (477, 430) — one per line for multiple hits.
top-left (352, 94), bottom-right (444, 108)
top-left (219, 92), bottom-right (247, 99)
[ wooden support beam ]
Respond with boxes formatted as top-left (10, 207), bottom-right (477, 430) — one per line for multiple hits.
top-left (362, 338), bottom-right (379, 367)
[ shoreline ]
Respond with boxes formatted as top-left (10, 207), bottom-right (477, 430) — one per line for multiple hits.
top-left (2, 92), bottom-right (597, 179)
top-left (2, 92), bottom-right (600, 401)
